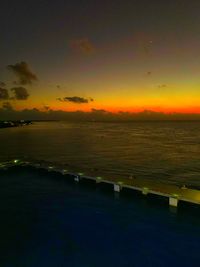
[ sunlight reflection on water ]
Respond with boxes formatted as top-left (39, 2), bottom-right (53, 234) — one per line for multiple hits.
top-left (1, 121), bottom-right (200, 186)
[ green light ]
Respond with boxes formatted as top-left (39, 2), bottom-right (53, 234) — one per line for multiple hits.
top-left (118, 181), bottom-right (123, 185)
top-left (14, 159), bottom-right (19, 164)
top-left (48, 166), bottom-right (54, 169)
top-left (78, 172), bottom-right (84, 176)
top-left (172, 194), bottom-right (179, 198)
top-left (96, 176), bottom-right (102, 180)
top-left (142, 187), bottom-right (149, 195)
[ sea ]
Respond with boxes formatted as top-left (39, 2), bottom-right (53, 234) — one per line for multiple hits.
top-left (0, 121), bottom-right (200, 187)
top-left (1, 121), bottom-right (200, 267)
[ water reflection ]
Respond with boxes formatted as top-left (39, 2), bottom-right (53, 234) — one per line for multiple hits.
top-left (1, 121), bottom-right (200, 186)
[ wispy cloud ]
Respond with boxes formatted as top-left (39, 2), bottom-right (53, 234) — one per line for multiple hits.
top-left (7, 61), bottom-right (38, 85)
top-left (70, 38), bottom-right (95, 54)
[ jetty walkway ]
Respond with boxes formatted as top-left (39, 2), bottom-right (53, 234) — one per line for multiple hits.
top-left (1, 159), bottom-right (200, 208)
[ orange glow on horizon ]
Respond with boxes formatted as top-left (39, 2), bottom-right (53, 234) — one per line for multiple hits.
top-left (12, 102), bottom-right (200, 114)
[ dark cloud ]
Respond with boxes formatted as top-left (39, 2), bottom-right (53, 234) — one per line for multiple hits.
top-left (44, 105), bottom-right (50, 111)
top-left (63, 96), bottom-right (89, 103)
top-left (11, 87), bottom-right (29, 100)
top-left (0, 82), bottom-right (6, 87)
top-left (91, 108), bottom-right (107, 113)
top-left (57, 96), bottom-right (93, 104)
top-left (0, 87), bottom-right (9, 100)
top-left (70, 38), bottom-right (95, 54)
top-left (157, 84), bottom-right (167, 88)
top-left (146, 71), bottom-right (152, 75)
top-left (2, 101), bottom-right (13, 111)
top-left (7, 61), bottom-right (38, 85)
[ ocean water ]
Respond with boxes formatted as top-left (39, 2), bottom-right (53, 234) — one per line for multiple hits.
top-left (0, 166), bottom-right (200, 267)
top-left (1, 121), bottom-right (200, 187)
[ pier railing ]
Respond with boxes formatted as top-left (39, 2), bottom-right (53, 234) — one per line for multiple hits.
top-left (1, 158), bottom-right (200, 208)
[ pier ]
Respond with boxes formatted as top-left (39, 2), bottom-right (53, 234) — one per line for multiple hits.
top-left (1, 159), bottom-right (200, 208)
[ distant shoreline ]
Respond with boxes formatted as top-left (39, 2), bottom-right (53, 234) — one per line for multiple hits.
top-left (0, 120), bottom-right (32, 129)
top-left (1, 120), bottom-right (200, 126)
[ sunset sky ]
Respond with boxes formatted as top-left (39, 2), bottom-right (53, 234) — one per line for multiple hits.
top-left (1, 0), bottom-right (200, 117)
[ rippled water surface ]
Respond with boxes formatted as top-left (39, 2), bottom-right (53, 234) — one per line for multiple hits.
top-left (1, 121), bottom-right (200, 186)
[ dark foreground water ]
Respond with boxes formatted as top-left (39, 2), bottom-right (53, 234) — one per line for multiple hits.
top-left (0, 166), bottom-right (200, 267)
top-left (1, 121), bottom-right (200, 187)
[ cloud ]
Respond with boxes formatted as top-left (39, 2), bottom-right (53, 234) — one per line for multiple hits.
top-left (70, 38), bottom-right (95, 54)
top-left (2, 107), bottom-right (200, 121)
top-left (2, 101), bottom-right (13, 110)
top-left (57, 96), bottom-right (94, 104)
top-left (44, 105), bottom-right (50, 111)
top-left (157, 84), bottom-right (167, 88)
top-left (11, 87), bottom-right (29, 100)
top-left (91, 108), bottom-right (107, 113)
top-left (7, 61), bottom-right (38, 85)
top-left (0, 87), bottom-right (9, 100)
top-left (0, 82), bottom-right (6, 87)
top-left (146, 71), bottom-right (152, 75)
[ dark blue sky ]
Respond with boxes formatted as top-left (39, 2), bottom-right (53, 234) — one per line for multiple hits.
top-left (1, 0), bottom-right (200, 115)
top-left (1, 0), bottom-right (199, 65)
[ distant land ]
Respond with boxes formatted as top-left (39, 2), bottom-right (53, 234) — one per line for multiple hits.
top-left (1, 108), bottom-right (200, 122)
top-left (0, 120), bottom-right (32, 129)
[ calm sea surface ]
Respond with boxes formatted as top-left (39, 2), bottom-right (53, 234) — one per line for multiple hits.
top-left (1, 122), bottom-right (200, 267)
top-left (0, 167), bottom-right (200, 267)
top-left (1, 121), bottom-right (200, 187)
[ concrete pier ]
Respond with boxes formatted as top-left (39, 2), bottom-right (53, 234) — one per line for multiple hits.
top-left (2, 159), bottom-right (200, 209)
top-left (74, 175), bottom-right (80, 182)
top-left (142, 187), bottom-right (149, 195)
top-left (169, 197), bottom-right (179, 207)
top-left (96, 176), bottom-right (102, 183)
top-left (47, 166), bottom-right (55, 172)
top-left (61, 169), bottom-right (68, 175)
top-left (114, 184), bottom-right (121, 192)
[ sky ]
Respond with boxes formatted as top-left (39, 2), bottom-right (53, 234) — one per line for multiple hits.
top-left (1, 0), bottom-right (200, 119)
